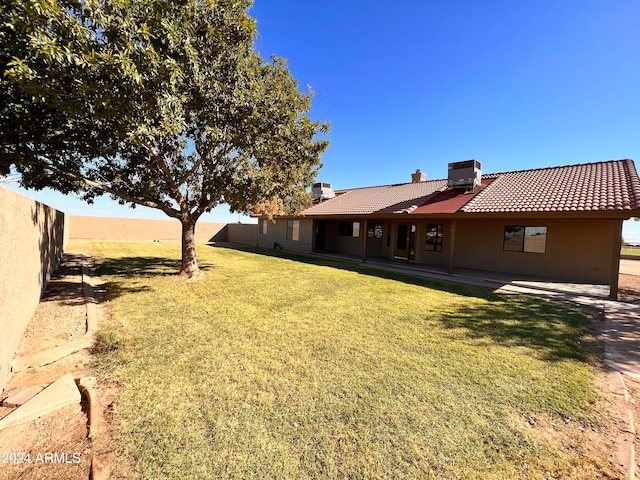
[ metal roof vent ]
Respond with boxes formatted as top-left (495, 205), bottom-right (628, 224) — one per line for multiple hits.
top-left (447, 160), bottom-right (481, 188)
top-left (312, 182), bottom-right (335, 203)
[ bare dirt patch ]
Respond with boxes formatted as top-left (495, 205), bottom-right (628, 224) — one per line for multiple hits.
top-left (618, 273), bottom-right (640, 304)
top-left (0, 404), bottom-right (90, 480)
top-left (622, 376), bottom-right (640, 476)
top-left (0, 254), bottom-right (93, 480)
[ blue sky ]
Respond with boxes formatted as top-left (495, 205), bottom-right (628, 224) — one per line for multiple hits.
top-left (6, 1), bottom-right (640, 239)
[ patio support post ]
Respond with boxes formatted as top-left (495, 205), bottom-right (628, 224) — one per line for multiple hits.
top-left (362, 219), bottom-right (368, 263)
top-left (609, 219), bottom-right (623, 300)
top-left (448, 219), bottom-right (457, 274)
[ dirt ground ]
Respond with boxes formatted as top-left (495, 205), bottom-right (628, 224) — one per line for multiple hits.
top-left (615, 274), bottom-right (640, 477)
top-left (1, 258), bottom-right (639, 479)
top-left (624, 376), bottom-right (640, 477)
top-left (0, 255), bottom-right (92, 480)
top-left (618, 273), bottom-right (640, 304)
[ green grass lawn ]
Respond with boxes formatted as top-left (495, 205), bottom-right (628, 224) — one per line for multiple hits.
top-left (621, 247), bottom-right (640, 256)
top-left (83, 241), bottom-right (621, 479)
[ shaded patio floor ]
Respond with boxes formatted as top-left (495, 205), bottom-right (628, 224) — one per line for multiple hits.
top-left (308, 252), bottom-right (612, 300)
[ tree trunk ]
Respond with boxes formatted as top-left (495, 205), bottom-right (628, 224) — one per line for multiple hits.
top-left (180, 217), bottom-right (200, 278)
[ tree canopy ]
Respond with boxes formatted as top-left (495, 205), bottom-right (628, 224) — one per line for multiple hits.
top-left (1, 0), bottom-right (329, 276)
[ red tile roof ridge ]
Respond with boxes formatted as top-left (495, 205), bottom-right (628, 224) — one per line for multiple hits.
top-left (332, 178), bottom-right (447, 194)
top-left (461, 159), bottom-right (640, 213)
top-left (332, 160), bottom-right (636, 193)
top-left (481, 158), bottom-right (635, 178)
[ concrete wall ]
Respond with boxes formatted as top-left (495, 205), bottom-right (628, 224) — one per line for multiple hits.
top-left (69, 215), bottom-right (228, 242)
top-left (0, 187), bottom-right (68, 394)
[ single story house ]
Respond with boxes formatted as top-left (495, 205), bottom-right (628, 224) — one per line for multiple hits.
top-left (256, 159), bottom-right (640, 299)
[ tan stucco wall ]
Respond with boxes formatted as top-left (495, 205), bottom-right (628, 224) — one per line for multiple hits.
top-left (0, 187), bottom-right (67, 394)
top-left (257, 215), bottom-right (619, 284)
top-left (413, 220), bottom-right (452, 265)
top-left (69, 215), bottom-right (227, 242)
top-left (256, 219), bottom-right (313, 252)
top-left (449, 218), bottom-right (616, 283)
top-left (227, 224), bottom-right (258, 246)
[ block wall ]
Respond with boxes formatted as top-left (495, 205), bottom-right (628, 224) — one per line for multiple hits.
top-left (0, 187), bottom-right (67, 393)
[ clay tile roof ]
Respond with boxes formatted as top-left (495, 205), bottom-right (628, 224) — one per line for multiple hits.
top-left (303, 180), bottom-right (448, 216)
top-left (411, 179), bottom-right (495, 214)
top-left (301, 159), bottom-right (640, 217)
top-left (462, 159), bottom-right (640, 213)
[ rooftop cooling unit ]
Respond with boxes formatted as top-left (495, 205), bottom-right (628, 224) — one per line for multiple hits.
top-left (447, 160), bottom-right (481, 188)
top-left (312, 182), bottom-right (335, 202)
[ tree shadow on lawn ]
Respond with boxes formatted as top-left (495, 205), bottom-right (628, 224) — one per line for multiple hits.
top-left (96, 256), bottom-right (214, 278)
top-left (207, 243), bottom-right (509, 301)
top-left (210, 243), bottom-right (595, 363)
top-left (93, 256), bottom-right (213, 302)
top-left (435, 296), bottom-right (595, 363)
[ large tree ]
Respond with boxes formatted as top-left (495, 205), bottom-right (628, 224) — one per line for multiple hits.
top-left (0, 0), bottom-right (329, 277)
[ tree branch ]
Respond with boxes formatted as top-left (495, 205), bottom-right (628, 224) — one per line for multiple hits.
top-left (176, 140), bottom-right (231, 187)
top-left (177, 155), bottom-right (206, 187)
top-left (143, 143), bottom-right (187, 211)
top-left (49, 165), bottom-right (181, 218)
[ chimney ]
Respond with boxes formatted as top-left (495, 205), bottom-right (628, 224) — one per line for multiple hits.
top-left (411, 169), bottom-right (426, 183)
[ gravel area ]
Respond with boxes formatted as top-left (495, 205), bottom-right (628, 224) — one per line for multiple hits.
top-left (16, 254), bottom-right (88, 357)
top-left (617, 274), bottom-right (640, 304)
top-left (1, 253), bottom-right (93, 480)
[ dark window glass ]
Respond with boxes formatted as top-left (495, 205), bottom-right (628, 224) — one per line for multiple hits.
top-left (426, 223), bottom-right (444, 252)
top-left (339, 222), bottom-right (360, 237)
top-left (397, 224), bottom-right (408, 249)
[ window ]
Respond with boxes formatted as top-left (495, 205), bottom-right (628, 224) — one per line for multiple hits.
top-left (287, 220), bottom-right (300, 241)
top-left (425, 223), bottom-right (444, 252)
top-left (504, 226), bottom-right (547, 253)
top-left (259, 219), bottom-right (268, 235)
top-left (339, 221), bottom-right (360, 237)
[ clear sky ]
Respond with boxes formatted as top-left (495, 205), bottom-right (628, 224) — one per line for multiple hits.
top-left (5, 1), bottom-right (640, 239)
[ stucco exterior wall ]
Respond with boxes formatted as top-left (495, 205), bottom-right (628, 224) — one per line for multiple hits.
top-left (69, 215), bottom-right (227, 242)
top-left (0, 187), bottom-right (67, 394)
top-left (451, 218), bottom-right (616, 283)
top-left (256, 215), bottom-right (619, 284)
top-left (256, 219), bottom-right (313, 252)
top-left (413, 220), bottom-right (451, 265)
top-left (227, 224), bottom-right (258, 246)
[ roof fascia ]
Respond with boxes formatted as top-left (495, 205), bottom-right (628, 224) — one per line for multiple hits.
top-left (300, 211), bottom-right (640, 221)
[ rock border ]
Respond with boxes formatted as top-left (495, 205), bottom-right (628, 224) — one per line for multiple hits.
top-left (3, 254), bottom-right (106, 479)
